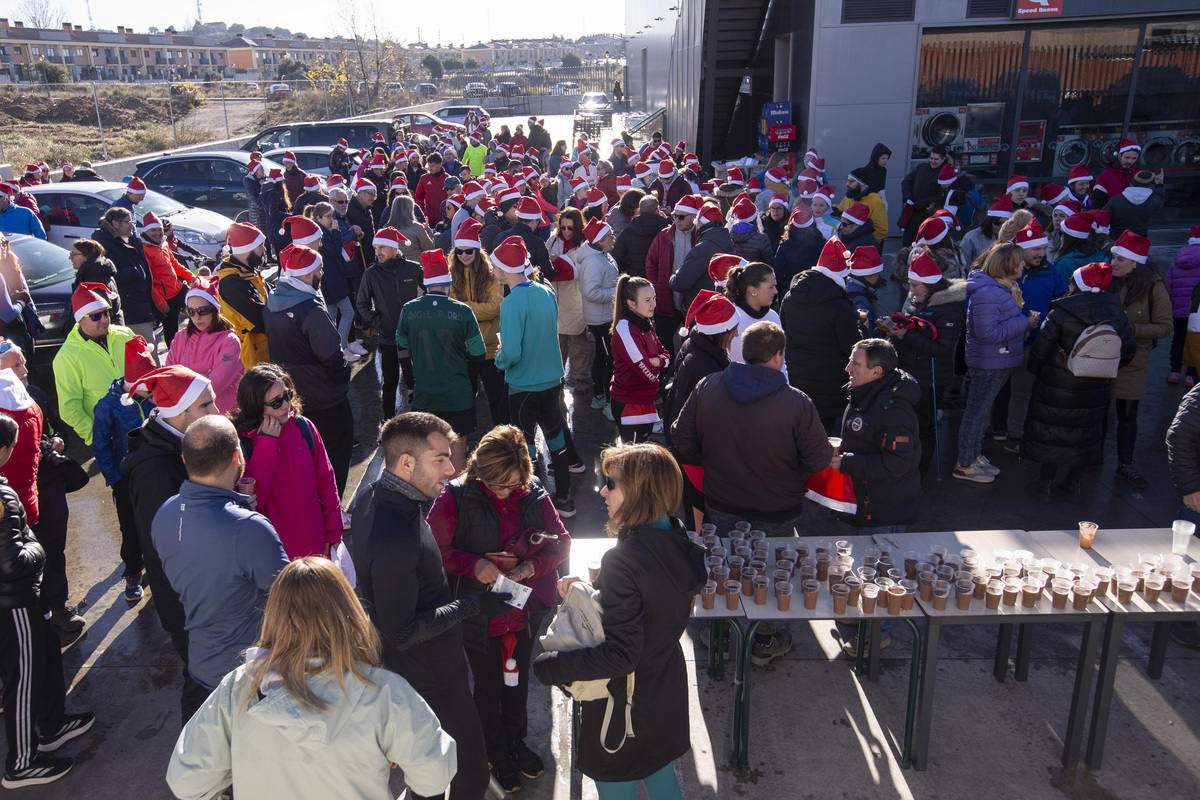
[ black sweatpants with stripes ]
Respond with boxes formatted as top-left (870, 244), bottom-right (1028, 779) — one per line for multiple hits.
top-left (0, 604), bottom-right (66, 772)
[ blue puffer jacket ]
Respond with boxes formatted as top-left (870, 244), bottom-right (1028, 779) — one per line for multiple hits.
top-left (965, 270), bottom-right (1029, 370)
top-left (1016, 262), bottom-right (1067, 347)
top-left (91, 378), bottom-right (155, 486)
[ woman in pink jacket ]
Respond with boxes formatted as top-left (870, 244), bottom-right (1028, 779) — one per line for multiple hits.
top-left (229, 364), bottom-right (344, 560)
top-left (165, 278), bottom-right (244, 413)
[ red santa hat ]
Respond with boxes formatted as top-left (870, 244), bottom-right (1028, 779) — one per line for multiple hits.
top-left (585, 188), bottom-right (607, 209)
top-left (708, 254), bottom-right (747, 288)
top-left (498, 187), bottom-right (521, 207)
top-left (228, 222), bottom-right (266, 256)
top-left (23, 164), bottom-right (38, 176)
top-left (1190, 225), bottom-right (1200, 246)
top-left (698, 203), bottom-right (724, 226)
top-left (633, 162), bottom-right (652, 183)
top-left (789, 205), bottom-right (814, 228)
top-left (1091, 210), bottom-right (1111, 235)
top-left (551, 254), bottom-right (576, 282)
top-left (849, 247), bottom-right (883, 277)
top-left (685, 290), bottom-right (738, 334)
top-left (764, 168), bottom-right (787, 186)
top-left (336, 138), bottom-right (348, 149)
top-left (371, 227), bottom-right (408, 250)
top-left (492, 237), bottom-right (531, 274)
top-left (725, 168), bottom-right (744, 187)
top-left (841, 202), bottom-right (871, 227)
top-left (371, 131), bottom-right (386, 143)
top-left (517, 196), bottom-right (544, 221)
top-left (685, 153), bottom-right (700, 170)
top-left (1014, 220), bottom-right (1049, 249)
top-left (124, 336), bottom-right (157, 386)
top-left (746, 175), bottom-right (762, 195)
top-left (267, 169), bottom-right (284, 183)
top-left (279, 244), bottom-right (322, 277)
top-left (620, 402), bottom-right (660, 426)
top-left (389, 175), bottom-right (407, 192)
top-left (1054, 198), bottom-right (1083, 218)
top-left (185, 276), bottom-right (221, 310)
top-left (325, 174), bottom-right (345, 189)
top-left (813, 237), bottom-right (851, 284)
top-left (1006, 174), bottom-right (1029, 193)
top-left (1060, 211), bottom-right (1095, 239)
top-left (445, 193), bottom-right (465, 211)
top-left (303, 174), bottom-right (322, 191)
top-left (141, 211), bottom-right (163, 232)
top-left (126, 176), bottom-right (147, 195)
top-left (986, 196), bottom-right (1013, 219)
top-left (657, 159), bottom-right (676, 178)
top-left (615, 174), bottom-right (633, 192)
top-left (462, 181), bottom-right (486, 203)
top-left (1117, 138), bottom-right (1141, 154)
top-left (805, 147), bottom-right (819, 161)
top-left (768, 193), bottom-right (789, 210)
top-left (1067, 165), bottom-right (1092, 185)
top-left (122, 366), bottom-right (211, 418)
top-left (1111, 230), bottom-right (1150, 264)
top-left (812, 185), bottom-right (836, 207)
top-left (583, 217), bottom-right (612, 244)
top-left (908, 251), bottom-right (943, 285)
top-left (454, 218), bottom-right (483, 250)
top-left (1040, 183), bottom-right (1070, 205)
top-left (796, 179), bottom-right (818, 199)
top-left (72, 282), bottom-right (111, 322)
top-left (1073, 262), bottom-right (1113, 293)
top-left (354, 178), bottom-right (375, 194)
top-left (674, 195), bottom-right (704, 216)
top-left (281, 151), bottom-right (297, 166)
top-left (280, 215), bottom-right (321, 246)
top-left (420, 249), bottom-right (451, 286)
top-left (915, 215), bottom-right (950, 247)
top-left (729, 198), bottom-right (758, 225)
top-left (0, 184), bottom-right (12, 198)
top-left (799, 168), bottom-right (821, 183)
top-left (937, 163), bottom-right (957, 186)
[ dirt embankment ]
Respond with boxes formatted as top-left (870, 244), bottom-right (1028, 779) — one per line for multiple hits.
top-left (0, 90), bottom-right (200, 127)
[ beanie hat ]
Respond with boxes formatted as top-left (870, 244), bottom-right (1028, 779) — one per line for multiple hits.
top-left (280, 215), bottom-right (321, 246)
top-left (915, 215), bottom-right (949, 247)
top-left (185, 275), bottom-right (221, 310)
top-left (279, 244), bottom-right (322, 277)
top-left (674, 195), bottom-right (703, 216)
top-left (228, 222), bottom-right (266, 256)
top-left (685, 290), bottom-right (738, 334)
top-left (1073, 262), bottom-right (1113, 293)
top-left (492, 237), bottom-right (531, 273)
top-left (1014, 220), bottom-right (1049, 249)
top-left (1006, 174), bottom-right (1029, 193)
top-left (841, 202), bottom-right (871, 227)
top-left (708, 254), bottom-right (747, 288)
top-left (1067, 165), bottom-right (1092, 184)
top-left (848, 167), bottom-right (872, 188)
top-left (1117, 138), bottom-right (1141, 154)
top-left (908, 252), bottom-right (943, 285)
top-left (1111, 230), bottom-right (1150, 264)
top-left (141, 211), bottom-right (163, 232)
top-left (454, 218), bottom-right (483, 250)
top-left (789, 205), bottom-right (813, 228)
top-left (124, 336), bottom-right (157, 386)
top-left (126, 177), bottom-right (147, 195)
top-left (937, 163), bottom-right (957, 186)
top-left (849, 247), bottom-right (883, 276)
top-left (122, 366), bottom-right (210, 418)
top-left (1040, 183), bottom-right (1070, 205)
top-left (72, 282), bottom-right (111, 322)
top-left (516, 196), bottom-right (544, 220)
top-left (986, 196), bottom-right (1013, 219)
top-left (420, 249), bottom-right (451, 285)
top-left (1131, 170), bottom-right (1155, 188)
top-left (813, 238), bottom-right (851, 285)
top-left (583, 217), bottom-right (612, 245)
top-left (1060, 211), bottom-right (1095, 239)
top-left (373, 226), bottom-right (409, 249)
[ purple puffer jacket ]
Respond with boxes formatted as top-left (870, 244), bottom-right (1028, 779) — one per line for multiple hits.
top-left (965, 270), bottom-right (1028, 370)
top-left (1165, 244), bottom-right (1200, 317)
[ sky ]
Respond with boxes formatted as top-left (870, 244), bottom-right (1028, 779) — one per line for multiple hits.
top-left (43, 1), bottom-right (625, 46)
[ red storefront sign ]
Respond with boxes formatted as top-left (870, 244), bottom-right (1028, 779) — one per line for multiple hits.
top-left (1015, 0), bottom-right (1063, 18)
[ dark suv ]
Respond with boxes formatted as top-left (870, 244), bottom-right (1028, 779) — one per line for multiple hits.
top-left (133, 151), bottom-right (285, 218)
top-left (241, 120), bottom-right (396, 154)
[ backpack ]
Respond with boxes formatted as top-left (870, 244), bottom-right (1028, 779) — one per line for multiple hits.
top-left (239, 415), bottom-right (315, 461)
top-left (539, 580), bottom-right (635, 754)
top-left (1064, 321), bottom-right (1123, 378)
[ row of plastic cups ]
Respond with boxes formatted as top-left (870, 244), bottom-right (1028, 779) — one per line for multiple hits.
top-left (698, 578), bottom-right (792, 611)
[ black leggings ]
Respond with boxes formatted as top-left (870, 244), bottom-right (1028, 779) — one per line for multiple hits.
top-left (1116, 398), bottom-right (1139, 465)
top-left (470, 357), bottom-right (508, 426)
top-left (465, 628), bottom-right (535, 766)
top-left (588, 324), bottom-right (613, 402)
top-left (609, 398), bottom-right (653, 444)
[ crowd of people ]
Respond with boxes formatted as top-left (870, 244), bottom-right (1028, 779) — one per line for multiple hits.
top-left (0, 117), bottom-right (1198, 798)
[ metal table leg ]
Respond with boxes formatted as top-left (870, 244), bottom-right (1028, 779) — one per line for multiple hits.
top-left (1086, 613), bottom-right (1124, 770)
top-left (1148, 620), bottom-right (1170, 679)
top-left (1015, 623), bottom-right (1033, 682)
top-left (913, 616), bottom-right (941, 771)
top-left (707, 619), bottom-right (725, 681)
top-left (994, 622), bottom-right (1013, 680)
top-left (730, 621), bottom-right (757, 772)
top-left (1062, 616), bottom-right (1103, 768)
top-left (900, 618), bottom-right (923, 770)
top-left (853, 619), bottom-right (867, 676)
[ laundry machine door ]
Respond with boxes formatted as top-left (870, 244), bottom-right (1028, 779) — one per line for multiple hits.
top-left (1099, 138), bottom-right (1122, 167)
top-left (1174, 138), bottom-right (1200, 168)
top-left (923, 111), bottom-right (963, 148)
top-left (1142, 137), bottom-right (1174, 170)
top-left (1056, 139), bottom-right (1090, 172)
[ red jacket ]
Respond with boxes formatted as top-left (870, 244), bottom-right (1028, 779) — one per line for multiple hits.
top-left (645, 223), bottom-right (697, 318)
top-left (0, 383), bottom-right (41, 525)
top-left (141, 240), bottom-right (195, 309)
top-left (610, 312), bottom-right (669, 405)
top-left (415, 170), bottom-right (449, 225)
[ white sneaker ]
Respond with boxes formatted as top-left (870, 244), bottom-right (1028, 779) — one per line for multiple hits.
top-left (347, 341), bottom-right (368, 356)
top-left (342, 347), bottom-right (361, 363)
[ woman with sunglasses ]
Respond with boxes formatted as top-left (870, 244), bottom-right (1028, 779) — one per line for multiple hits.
top-left (427, 425), bottom-right (570, 793)
top-left (448, 220), bottom-right (506, 425)
top-left (550, 209), bottom-right (589, 393)
top-left (533, 442), bottom-right (706, 800)
top-left (229, 364), bottom-right (344, 560)
top-left (164, 278), bottom-right (243, 414)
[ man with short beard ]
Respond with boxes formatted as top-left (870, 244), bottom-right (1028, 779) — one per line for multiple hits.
top-left (837, 167), bottom-right (889, 248)
top-left (216, 223), bottom-right (271, 368)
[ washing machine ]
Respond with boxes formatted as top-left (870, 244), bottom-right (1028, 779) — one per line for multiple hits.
top-left (1052, 133), bottom-right (1091, 177)
top-left (1174, 134), bottom-right (1200, 168)
top-left (911, 106), bottom-right (967, 160)
top-left (1140, 135), bottom-right (1177, 170)
top-left (1097, 136), bottom-right (1124, 169)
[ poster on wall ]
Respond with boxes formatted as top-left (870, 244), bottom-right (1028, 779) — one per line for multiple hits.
top-left (1014, 0), bottom-right (1063, 18)
top-left (1015, 120), bottom-right (1047, 163)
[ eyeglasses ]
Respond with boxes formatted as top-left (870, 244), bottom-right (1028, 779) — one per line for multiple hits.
top-left (673, 214), bottom-right (690, 221)
top-left (455, 248), bottom-right (476, 256)
top-left (264, 388), bottom-right (295, 410)
top-left (487, 480), bottom-right (525, 492)
top-left (87, 309), bottom-right (110, 322)
top-left (185, 305), bottom-right (214, 317)
top-left (68, 250), bottom-right (83, 257)
top-left (333, 200), bottom-right (348, 205)
top-left (603, 474), bottom-right (618, 492)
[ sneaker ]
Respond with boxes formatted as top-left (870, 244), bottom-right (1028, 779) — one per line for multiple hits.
top-left (568, 460), bottom-right (587, 474)
top-left (347, 341), bottom-right (368, 356)
top-left (1168, 371), bottom-right (1181, 384)
top-left (1188, 376), bottom-right (1196, 389)
top-left (1002, 438), bottom-right (1021, 455)
top-left (841, 633), bottom-right (891, 658)
top-left (2, 754), bottom-right (72, 788)
top-left (1115, 462), bottom-right (1150, 490)
top-left (750, 630), bottom-right (793, 667)
top-left (1170, 621), bottom-right (1200, 649)
top-left (490, 758), bottom-right (521, 794)
top-left (652, 419), bottom-right (664, 434)
top-left (973, 455), bottom-right (1001, 476)
top-left (991, 430), bottom-right (1007, 442)
top-left (697, 627), bottom-right (731, 661)
top-left (602, 403), bottom-right (614, 422)
top-left (509, 739), bottom-right (545, 780)
top-left (551, 496), bottom-right (576, 518)
top-left (49, 606), bottom-right (84, 634)
top-left (590, 394), bottom-right (606, 410)
top-left (953, 464), bottom-right (994, 484)
top-left (123, 572), bottom-right (143, 604)
top-left (341, 347), bottom-right (361, 364)
top-left (39, 712), bottom-right (95, 753)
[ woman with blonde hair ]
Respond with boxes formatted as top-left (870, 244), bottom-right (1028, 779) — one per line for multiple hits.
top-left (166, 557), bottom-right (457, 800)
top-left (953, 242), bottom-right (1038, 483)
top-left (428, 425), bottom-right (570, 792)
top-left (534, 442), bottom-right (706, 800)
top-left (449, 225), bottom-right (507, 425)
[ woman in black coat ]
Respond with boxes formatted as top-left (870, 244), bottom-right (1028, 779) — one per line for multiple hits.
top-left (1022, 262), bottom-right (1136, 500)
top-left (533, 443), bottom-right (706, 798)
top-left (92, 207), bottom-right (156, 345)
top-left (773, 207), bottom-right (825, 296)
top-left (68, 238), bottom-right (124, 325)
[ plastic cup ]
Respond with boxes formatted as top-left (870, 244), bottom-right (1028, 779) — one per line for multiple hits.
top-left (700, 581), bottom-right (717, 610)
top-left (1144, 574), bottom-right (1165, 604)
top-left (799, 556), bottom-right (816, 570)
top-left (1073, 579), bottom-right (1096, 611)
top-left (815, 540), bottom-right (833, 556)
top-left (1002, 577), bottom-right (1021, 607)
top-left (700, 522), bottom-right (718, 538)
top-left (1173, 519), bottom-right (1196, 556)
top-left (931, 580), bottom-right (951, 611)
top-left (1116, 578), bottom-right (1137, 604)
top-left (835, 539), bottom-right (853, 557)
top-left (1171, 577), bottom-right (1190, 604)
top-left (724, 581), bottom-right (742, 610)
top-left (943, 553), bottom-right (963, 572)
top-left (710, 545), bottom-right (728, 561)
top-left (936, 565), bottom-right (956, 584)
top-left (749, 529), bottom-right (767, 543)
top-left (776, 560), bottom-right (795, 577)
top-left (1192, 563), bottom-right (1200, 592)
top-left (734, 521), bottom-right (752, 534)
top-left (796, 543), bottom-right (811, 560)
top-left (741, 567), bottom-right (757, 597)
top-left (899, 579), bottom-right (918, 611)
top-left (844, 575), bottom-right (863, 607)
top-left (903, 551), bottom-right (920, 579)
top-left (588, 561), bottom-right (602, 582)
top-left (828, 436), bottom-right (842, 456)
top-left (713, 567), bottom-right (730, 593)
top-left (887, 584), bottom-right (906, 615)
top-left (779, 547), bottom-right (798, 565)
top-left (748, 559), bottom-right (767, 574)
top-left (861, 584), bottom-right (879, 613)
top-left (773, 569), bottom-right (792, 585)
top-left (776, 581), bottom-right (792, 611)
top-left (727, 555), bottom-right (744, 582)
top-left (985, 579), bottom-right (1004, 609)
top-left (972, 572), bottom-right (989, 600)
top-left (703, 534), bottom-right (721, 553)
top-left (831, 583), bottom-right (850, 614)
top-left (1021, 578), bottom-right (1041, 608)
top-left (993, 548), bottom-right (1014, 564)
top-left (918, 571), bottom-right (936, 602)
top-left (705, 556), bottom-right (724, 579)
top-left (955, 579), bottom-right (974, 610)
top-left (815, 553), bottom-right (831, 582)
top-left (857, 566), bottom-right (877, 584)
top-left (236, 476), bottom-right (255, 496)
top-left (1050, 578), bottom-right (1072, 609)
top-left (802, 579), bottom-right (819, 610)
top-left (753, 576), bottom-right (770, 605)
top-left (1092, 567), bottom-right (1112, 598)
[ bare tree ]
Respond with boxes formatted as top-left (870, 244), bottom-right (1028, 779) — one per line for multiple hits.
top-left (15, 0), bottom-right (66, 29)
top-left (338, 0), bottom-right (409, 109)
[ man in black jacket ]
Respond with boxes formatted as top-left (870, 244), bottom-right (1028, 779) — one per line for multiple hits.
top-left (263, 245), bottom-right (354, 494)
top-left (900, 145), bottom-right (947, 246)
top-left (119, 366), bottom-right (218, 720)
top-left (613, 195), bottom-right (669, 278)
top-left (670, 203), bottom-right (736, 314)
top-left (357, 227), bottom-right (424, 418)
top-left (352, 413), bottom-right (511, 800)
top-left (1167, 385), bottom-right (1200, 647)
top-left (494, 197), bottom-right (555, 280)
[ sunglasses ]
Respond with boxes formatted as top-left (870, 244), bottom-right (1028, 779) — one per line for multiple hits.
top-left (455, 248), bottom-right (476, 256)
top-left (603, 474), bottom-right (617, 492)
top-left (265, 388), bottom-right (295, 410)
top-left (333, 200), bottom-right (348, 205)
top-left (186, 305), bottom-right (214, 317)
top-left (673, 213), bottom-right (690, 221)
top-left (487, 480), bottom-right (525, 492)
top-left (561, 225), bottom-right (575, 233)
top-left (88, 309), bottom-right (111, 322)
top-left (0, 341), bottom-right (13, 356)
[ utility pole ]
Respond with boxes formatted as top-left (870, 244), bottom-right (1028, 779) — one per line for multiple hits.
top-left (196, 0), bottom-right (203, 25)
top-left (84, 0), bottom-right (94, 29)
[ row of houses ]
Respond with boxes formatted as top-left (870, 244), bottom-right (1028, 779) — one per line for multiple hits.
top-left (407, 34), bottom-right (624, 67)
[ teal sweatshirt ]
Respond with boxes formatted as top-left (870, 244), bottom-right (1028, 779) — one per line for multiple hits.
top-left (495, 281), bottom-right (563, 392)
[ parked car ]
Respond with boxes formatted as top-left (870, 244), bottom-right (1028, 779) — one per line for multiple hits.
top-left (3, 234), bottom-right (77, 352)
top-left (491, 82), bottom-right (522, 97)
top-left (262, 146), bottom-right (363, 179)
top-left (464, 82), bottom-right (489, 98)
top-left (26, 182), bottom-right (233, 261)
top-left (432, 105), bottom-right (491, 126)
top-left (413, 83), bottom-right (439, 99)
top-left (389, 112), bottom-right (467, 137)
top-left (245, 82), bottom-right (260, 93)
top-left (241, 120), bottom-right (396, 154)
top-left (578, 92), bottom-right (614, 125)
top-left (550, 82), bottom-right (583, 96)
top-left (267, 83), bottom-right (293, 101)
top-left (133, 151), bottom-right (285, 219)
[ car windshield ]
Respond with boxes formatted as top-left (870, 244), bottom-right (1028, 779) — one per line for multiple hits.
top-left (97, 187), bottom-right (188, 216)
top-left (7, 237), bottom-right (75, 289)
